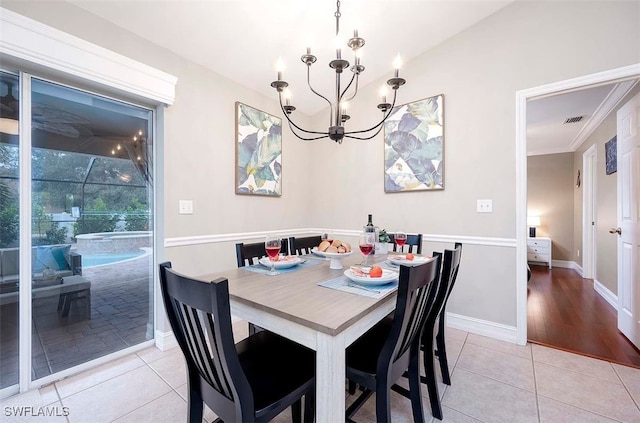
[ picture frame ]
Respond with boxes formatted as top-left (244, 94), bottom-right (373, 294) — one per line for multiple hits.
top-left (605, 136), bottom-right (617, 175)
top-left (235, 102), bottom-right (282, 196)
top-left (384, 94), bottom-right (444, 192)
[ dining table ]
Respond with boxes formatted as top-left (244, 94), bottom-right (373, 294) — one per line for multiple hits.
top-left (198, 252), bottom-right (399, 423)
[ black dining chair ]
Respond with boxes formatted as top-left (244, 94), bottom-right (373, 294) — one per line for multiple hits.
top-left (235, 240), bottom-right (289, 335)
top-left (433, 242), bottom-right (462, 387)
top-left (289, 235), bottom-right (322, 255)
top-left (159, 262), bottom-right (315, 423)
top-left (392, 244), bottom-right (462, 420)
top-left (388, 233), bottom-right (423, 254)
top-left (344, 256), bottom-right (442, 423)
top-left (235, 239), bottom-right (290, 268)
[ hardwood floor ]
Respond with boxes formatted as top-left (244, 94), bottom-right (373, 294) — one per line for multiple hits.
top-left (527, 264), bottom-right (640, 368)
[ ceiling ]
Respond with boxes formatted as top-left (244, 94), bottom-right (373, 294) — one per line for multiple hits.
top-left (68, 0), bottom-right (513, 116)
top-left (526, 80), bottom-right (638, 156)
top-left (5, 1), bottom-right (632, 156)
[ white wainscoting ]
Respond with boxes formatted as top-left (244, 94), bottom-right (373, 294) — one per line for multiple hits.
top-left (165, 229), bottom-right (517, 249)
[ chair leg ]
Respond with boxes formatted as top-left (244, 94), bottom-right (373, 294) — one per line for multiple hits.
top-left (303, 391), bottom-right (315, 423)
top-left (348, 380), bottom-right (357, 395)
top-left (422, 328), bottom-right (443, 420)
top-left (408, 345), bottom-right (426, 423)
top-left (436, 315), bottom-right (451, 385)
top-left (291, 399), bottom-right (302, 423)
top-left (187, 385), bottom-right (204, 423)
top-left (375, 379), bottom-right (392, 423)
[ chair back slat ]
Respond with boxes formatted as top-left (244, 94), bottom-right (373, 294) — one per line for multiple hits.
top-left (389, 233), bottom-right (423, 254)
top-left (159, 263), bottom-right (252, 412)
top-left (289, 235), bottom-right (322, 255)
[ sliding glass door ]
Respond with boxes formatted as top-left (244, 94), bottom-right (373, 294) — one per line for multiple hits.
top-left (0, 71), bottom-right (156, 391)
top-left (0, 71), bottom-right (20, 390)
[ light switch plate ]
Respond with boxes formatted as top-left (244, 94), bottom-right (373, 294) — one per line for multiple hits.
top-left (477, 199), bottom-right (492, 213)
top-left (179, 200), bottom-right (193, 214)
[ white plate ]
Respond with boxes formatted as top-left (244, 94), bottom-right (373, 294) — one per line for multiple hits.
top-left (259, 256), bottom-right (302, 269)
top-left (344, 268), bottom-right (398, 285)
top-left (311, 247), bottom-right (353, 258)
top-left (387, 254), bottom-right (432, 267)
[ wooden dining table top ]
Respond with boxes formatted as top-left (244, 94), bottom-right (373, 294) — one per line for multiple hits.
top-left (198, 254), bottom-right (397, 336)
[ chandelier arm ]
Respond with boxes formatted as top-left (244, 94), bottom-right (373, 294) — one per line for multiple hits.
top-left (344, 89), bottom-right (398, 136)
top-left (278, 94), bottom-right (327, 135)
top-left (339, 72), bottom-right (357, 101)
top-left (344, 125), bottom-right (385, 140)
top-left (343, 74), bottom-right (360, 102)
top-left (286, 118), bottom-right (329, 140)
top-left (306, 65), bottom-right (333, 109)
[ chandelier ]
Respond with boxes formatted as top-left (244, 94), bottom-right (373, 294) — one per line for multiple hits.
top-left (270, 0), bottom-right (406, 144)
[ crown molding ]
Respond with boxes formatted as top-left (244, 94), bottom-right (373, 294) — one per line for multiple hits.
top-left (568, 79), bottom-right (638, 151)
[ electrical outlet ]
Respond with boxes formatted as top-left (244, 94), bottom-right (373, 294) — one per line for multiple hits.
top-left (179, 200), bottom-right (193, 215)
top-left (577, 249), bottom-right (580, 257)
top-left (477, 199), bottom-right (493, 213)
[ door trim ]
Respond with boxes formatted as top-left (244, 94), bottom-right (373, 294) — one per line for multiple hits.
top-left (582, 144), bottom-right (597, 279)
top-left (515, 63), bottom-right (640, 346)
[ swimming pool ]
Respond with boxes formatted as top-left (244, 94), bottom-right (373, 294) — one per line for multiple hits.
top-left (82, 251), bottom-right (146, 268)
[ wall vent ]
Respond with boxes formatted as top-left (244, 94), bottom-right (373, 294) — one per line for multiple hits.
top-left (564, 116), bottom-right (583, 124)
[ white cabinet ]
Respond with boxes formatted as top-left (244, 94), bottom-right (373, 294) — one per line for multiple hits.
top-left (527, 237), bottom-right (552, 269)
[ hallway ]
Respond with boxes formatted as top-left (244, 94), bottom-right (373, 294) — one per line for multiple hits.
top-left (527, 265), bottom-right (640, 368)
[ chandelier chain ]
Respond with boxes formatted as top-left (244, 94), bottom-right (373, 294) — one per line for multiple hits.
top-left (335, 0), bottom-right (341, 35)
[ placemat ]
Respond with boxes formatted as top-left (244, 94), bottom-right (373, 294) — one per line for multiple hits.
top-left (318, 275), bottom-right (398, 299)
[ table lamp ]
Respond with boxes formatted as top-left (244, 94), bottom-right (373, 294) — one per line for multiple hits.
top-left (527, 216), bottom-right (541, 238)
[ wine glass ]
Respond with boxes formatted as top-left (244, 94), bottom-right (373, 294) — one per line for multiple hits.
top-left (395, 231), bottom-right (407, 253)
top-left (265, 235), bottom-right (281, 276)
top-left (358, 232), bottom-right (376, 265)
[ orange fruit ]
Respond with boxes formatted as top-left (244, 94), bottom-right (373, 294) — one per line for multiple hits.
top-left (369, 266), bottom-right (383, 278)
top-left (406, 253), bottom-right (415, 261)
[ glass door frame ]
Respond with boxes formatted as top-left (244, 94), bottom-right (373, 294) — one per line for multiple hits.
top-left (6, 70), bottom-right (159, 394)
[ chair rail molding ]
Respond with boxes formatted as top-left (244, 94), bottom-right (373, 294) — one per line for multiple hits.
top-left (0, 7), bottom-right (177, 105)
top-left (164, 229), bottom-right (516, 249)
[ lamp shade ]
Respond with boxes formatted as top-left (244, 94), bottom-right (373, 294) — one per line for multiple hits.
top-left (527, 216), bottom-right (541, 227)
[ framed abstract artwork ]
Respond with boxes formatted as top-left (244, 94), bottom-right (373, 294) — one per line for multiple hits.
top-left (235, 102), bottom-right (282, 196)
top-left (605, 135), bottom-right (617, 175)
top-left (384, 94), bottom-right (444, 192)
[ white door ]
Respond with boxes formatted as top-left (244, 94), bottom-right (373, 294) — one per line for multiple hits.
top-left (617, 93), bottom-right (640, 348)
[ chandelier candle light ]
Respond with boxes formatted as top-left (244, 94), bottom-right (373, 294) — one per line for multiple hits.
top-left (270, 0), bottom-right (407, 144)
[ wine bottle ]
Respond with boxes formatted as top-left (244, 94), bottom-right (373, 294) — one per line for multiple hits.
top-left (365, 214), bottom-right (375, 232)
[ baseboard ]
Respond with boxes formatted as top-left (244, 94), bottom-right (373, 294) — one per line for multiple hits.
top-left (573, 262), bottom-right (584, 277)
top-left (551, 259), bottom-right (573, 269)
top-left (446, 312), bottom-right (518, 344)
top-left (551, 260), bottom-right (584, 276)
top-left (594, 279), bottom-right (618, 310)
top-left (154, 329), bottom-right (177, 351)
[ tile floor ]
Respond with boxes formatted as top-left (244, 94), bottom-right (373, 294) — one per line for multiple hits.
top-left (3, 323), bottom-right (640, 423)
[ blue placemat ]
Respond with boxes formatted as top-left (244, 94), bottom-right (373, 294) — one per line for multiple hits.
top-left (318, 275), bottom-right (397, 299)
top-left (243, 255), bottom-right (325, 275)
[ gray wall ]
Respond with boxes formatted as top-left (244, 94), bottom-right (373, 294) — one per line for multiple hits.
top-left (527, 153), bottom-right (574, 261)
top-left (3, 1), bottom-right (639, 329)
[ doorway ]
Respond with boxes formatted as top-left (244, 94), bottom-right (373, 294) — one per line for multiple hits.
top-left (515, 64), bottom-right (640, 347)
